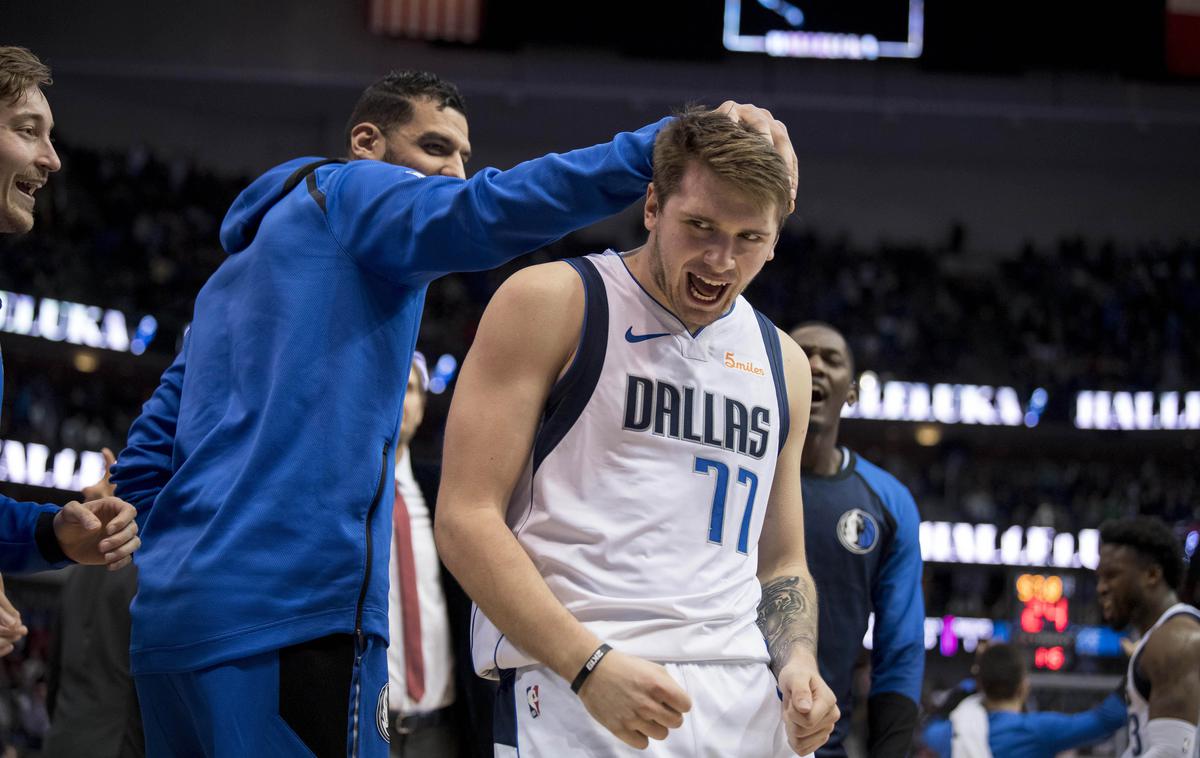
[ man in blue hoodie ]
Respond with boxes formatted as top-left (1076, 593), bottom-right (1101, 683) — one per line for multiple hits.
top-left (111, 70), bottom-right (796, 757)
top-left (0, 45), bottom-right (141, 645)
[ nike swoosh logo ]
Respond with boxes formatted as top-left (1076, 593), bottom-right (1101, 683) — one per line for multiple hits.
top-left (625, 327), bottom-right (671, 343)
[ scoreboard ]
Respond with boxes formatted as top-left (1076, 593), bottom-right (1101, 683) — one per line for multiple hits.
top-left (1010, 571), bottom-right (1126, 672)
top-left (1014, 572), bottom-right (1074, 670)
top-left (722, 0), bottom-right (924, 60)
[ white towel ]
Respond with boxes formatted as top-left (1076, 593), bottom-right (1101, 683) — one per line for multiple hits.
top-left (949, 694), bottom-right (993, 758)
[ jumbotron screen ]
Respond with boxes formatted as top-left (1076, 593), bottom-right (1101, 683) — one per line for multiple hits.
top-left (722, 0), bottom-right (924, 60)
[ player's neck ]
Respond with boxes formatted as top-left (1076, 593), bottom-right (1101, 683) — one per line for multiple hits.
top-left (1135, 591), bottom-right (1180, 634)
top-left (801, 432), bottom-right (843, 477)
top-left (984, 696), bottom-right (1023, 713)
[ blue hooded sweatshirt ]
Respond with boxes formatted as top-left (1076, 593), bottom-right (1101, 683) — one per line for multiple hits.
top-left (110, 118), bottom-right (668, 675)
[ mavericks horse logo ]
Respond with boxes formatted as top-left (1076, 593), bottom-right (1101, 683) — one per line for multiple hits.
top-left (837, 509), bottom-right (879, 555)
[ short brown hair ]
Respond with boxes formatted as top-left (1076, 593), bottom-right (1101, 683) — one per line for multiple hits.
top-left (652, 107), bottom-right (791, 229)
top-left (0, 46), bottom-right (52, 106)
top-left (978, 643), bottom-right (1026, 701)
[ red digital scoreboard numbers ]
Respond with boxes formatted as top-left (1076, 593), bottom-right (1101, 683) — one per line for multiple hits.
top-left (1015, 573), bottom-right (1071, 670)
top-left (1017, 573), bottom-right (1069, 633)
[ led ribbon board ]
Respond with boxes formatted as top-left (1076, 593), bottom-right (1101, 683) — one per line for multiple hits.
top-left (1075, 390), bottom-right (1200, 431)
top-left (0, 290), bottom-right (158, 354)
top-left (723, 0), bottom-right (924, 60)
top-left (0, 440), bottom-right (107, 493)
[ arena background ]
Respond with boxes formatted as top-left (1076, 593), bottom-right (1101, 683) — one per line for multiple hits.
top-left (2, 0), bottom-right (1198, 754)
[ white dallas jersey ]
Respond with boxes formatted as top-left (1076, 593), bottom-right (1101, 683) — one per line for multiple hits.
top-left (472, 251), bottom-right (791, 678)
top-left (1123, 602), bottom-right (1200, 758)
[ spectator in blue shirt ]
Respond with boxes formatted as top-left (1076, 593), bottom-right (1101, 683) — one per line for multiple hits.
top-left (923, 643), bottom-right (1125, 758)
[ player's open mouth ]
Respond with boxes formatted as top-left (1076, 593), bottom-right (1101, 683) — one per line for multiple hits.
top-left (812, 386), bottom-right (827, 405)
top-left (14, 179), bottom-right (40, 201)
top-left (687, 273), bottom-right (729, 304)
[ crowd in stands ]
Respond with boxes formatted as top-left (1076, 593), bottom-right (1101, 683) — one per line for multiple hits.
top-left (2, 141), bottom-right (1196, 528)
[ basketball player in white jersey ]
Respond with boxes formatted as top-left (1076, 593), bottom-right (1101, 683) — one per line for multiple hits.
top-left (1097, 516), bottom-right (1200, 758)
top-left (435, 109), bottom-right (838, 756)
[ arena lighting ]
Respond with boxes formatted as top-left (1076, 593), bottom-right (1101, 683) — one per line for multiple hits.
top-left (865, 615), bottom-right (1126, 658)
top-left (0, 290), bottom-right (158, 354)
top-left (919, 521), bottom-right (1100, 569)
top-left (427, 353), bottom-right (459, 395)
top-left (1074, 390), bottom-right (1200, 431)
top-left (0, 440), bottom-right (106, 493)
top-left (1034, 646), bottom-right (1066, 671)
top-left (863, 615), bottom-right (1009, 655)
top-left (723, 0), bottom-right (924, 60)
top-left (843, 373), bottom-right (1029, 426)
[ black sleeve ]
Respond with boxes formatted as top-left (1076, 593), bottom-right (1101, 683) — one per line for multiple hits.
top-left (867, 691), bottom-right (920, 758)
top-left (35, 510), bottom-right (71, 564)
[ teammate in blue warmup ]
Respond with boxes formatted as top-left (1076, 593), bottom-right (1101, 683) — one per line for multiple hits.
top-left (0, 46), bottom-right (141, 642)
top-left (923, 643), bottom-right (1126, 758)
top-left (788, 322), bottom-right (925, 757)
top-left (111, 70), bottom-right (796, 757)
top-left (436, 109), bottom-right (834, 757)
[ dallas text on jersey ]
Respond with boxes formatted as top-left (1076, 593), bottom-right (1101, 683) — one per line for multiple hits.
top-left (622, 374), bottom-right (772, 460)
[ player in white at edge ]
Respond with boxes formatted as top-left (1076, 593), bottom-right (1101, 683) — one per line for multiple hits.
top-left (1096, 517), bottom-right (1200, 758)
top-left (436, 107), bottom-right (837, 756)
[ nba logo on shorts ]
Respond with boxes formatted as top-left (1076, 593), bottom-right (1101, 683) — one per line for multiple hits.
top-left (526, 684), bottom-right (541, 718)
top-left (837, 509), bottom-right (879, 555)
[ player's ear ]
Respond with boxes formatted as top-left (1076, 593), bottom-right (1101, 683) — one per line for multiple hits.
top-left (644, 183), bottom-right (660, 232)
top-left (1144, 559), bottom-right (1164, 588)
top-left (845, 377), bottom-right (859, 407)
top-left (348, 123), bottom-right (387, 161)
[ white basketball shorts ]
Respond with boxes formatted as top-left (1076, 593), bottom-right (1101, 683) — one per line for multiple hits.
top-left (492, 660), bottom-right (810, 758)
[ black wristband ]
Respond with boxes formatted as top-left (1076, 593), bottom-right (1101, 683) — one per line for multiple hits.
top-left (570, 643), bottom-right (612, 694)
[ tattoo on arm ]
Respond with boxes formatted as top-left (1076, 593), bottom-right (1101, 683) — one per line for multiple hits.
top-left (757, 574), bottom-right (818, 674)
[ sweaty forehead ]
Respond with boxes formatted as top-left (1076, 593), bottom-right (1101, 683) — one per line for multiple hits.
top-left (669, 163), bottom-right (777, 227)
top-left (408, 101), bottom-right (468, 140)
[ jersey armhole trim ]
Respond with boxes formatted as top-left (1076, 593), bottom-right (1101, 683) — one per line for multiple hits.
top-left (532, 256), bottom-right (609, 473)
top-left (754, 310), bottom-right (789, 453)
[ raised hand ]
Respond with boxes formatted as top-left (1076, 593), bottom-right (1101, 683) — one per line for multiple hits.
top-left (711, 100), bottom-right (798, 212)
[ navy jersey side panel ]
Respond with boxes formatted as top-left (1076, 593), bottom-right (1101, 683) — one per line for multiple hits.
top-left (802, 451), bottom-right (896, 756)
top-left (856, 456), bottom-right (926, 706)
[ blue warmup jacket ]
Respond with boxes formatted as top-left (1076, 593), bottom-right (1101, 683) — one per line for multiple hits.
top-left (802, 448), bottom-right (925, 757)
top-left (110, 118), bottom-right (668, 675)
top-left (922, 692), bottom-right (1126, 758)
top-left (0, 333), bottom-right (69, 573)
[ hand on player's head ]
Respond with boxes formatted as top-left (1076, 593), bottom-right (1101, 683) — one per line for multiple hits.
top-left (53, 497), bottom-right (141, 571)
top-left (711, 101), bottom-right (797, 214)
top-left (576, 649), bottom-right (692, 750)
top-left (778, 657), bottom-right (839, 755)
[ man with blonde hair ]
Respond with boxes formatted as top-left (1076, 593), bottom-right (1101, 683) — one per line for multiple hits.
top-left (437, 108), bottom-right (838, 756)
